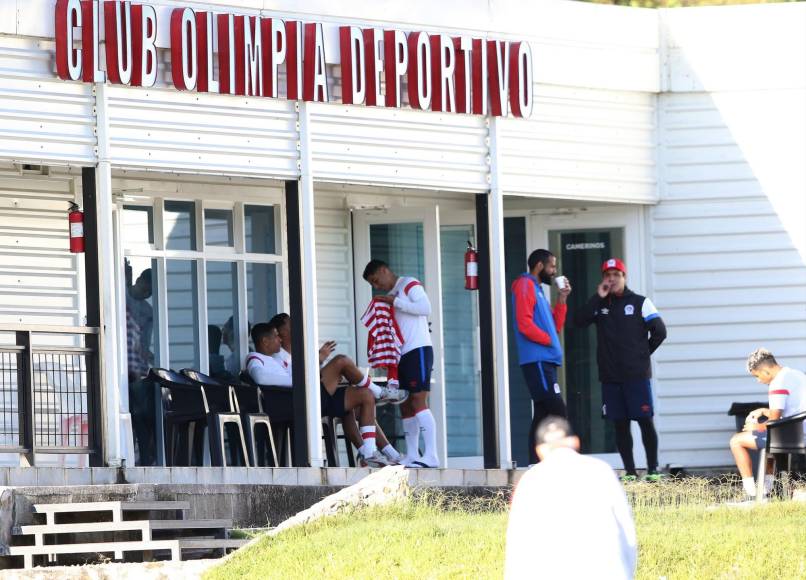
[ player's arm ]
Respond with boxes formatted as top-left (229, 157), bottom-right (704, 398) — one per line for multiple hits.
top-left (552, 303), bottom-right (568, 333)
top-left (642, 298), bottom-right (667, 353)
top-left (513, 278), bottom-right (552, 345)
top-left (393, 282), bottom-right (432, 316)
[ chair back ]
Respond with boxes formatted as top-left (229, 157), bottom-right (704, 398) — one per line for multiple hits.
top-left (767, 411), bottom-right (806, 454)
top-left (231, 383), bottom-right (261, 414)
top-left (147, 368), bottom-right (205, 415)
top-left (179, 368), bottom-right (233, 413)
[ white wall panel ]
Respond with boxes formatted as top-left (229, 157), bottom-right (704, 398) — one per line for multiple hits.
top-left (0, 37), bottom-right (95, 166)
top-left (499, 85), bottom-right (657, 203)
top-left (314, 201), bottom-right (356, 361)
top-left (652, 92), bottom-right (806, 468)
top-left (309, 104), bottom-right (488, 192)
top-left (0, 173), bottom-right (81, 326)
top-left (106, 87), bottom-right (298, 177)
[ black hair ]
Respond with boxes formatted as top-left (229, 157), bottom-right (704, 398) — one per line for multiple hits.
top-left (268, 313), bottom-right (290, 331)
top-left (208, 325), bottom-right (222, 354)
top-left (527, 249), bottom-right (554, 271)
top-left (362, 259), bottom-right (389, 281)
top-left (137, 268), bottom-right (152, 285)
top-left (251, 322), bottom-right (275, 347)
top-left (535, 416), bottom-right (574, 445)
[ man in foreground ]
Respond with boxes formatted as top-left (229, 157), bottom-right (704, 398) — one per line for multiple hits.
top-left (511, 249), bottom-right (571, 465)
top-left (363, 259), bottom-right (439, 468)
top-left (247, 322), bottom-right (392, 467)
top-left (505, 416), bottom-right (637, 579)
top-left (730, 348), bottom-right (806, 499)
top-left (575, 258), bottom-right (666, 481)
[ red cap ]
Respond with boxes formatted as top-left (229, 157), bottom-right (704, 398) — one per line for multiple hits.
top-left (601, 258), bottom-right (626, 274)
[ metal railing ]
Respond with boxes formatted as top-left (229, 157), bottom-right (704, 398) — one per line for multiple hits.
top-left (0, 325), bottom-right (102, 466)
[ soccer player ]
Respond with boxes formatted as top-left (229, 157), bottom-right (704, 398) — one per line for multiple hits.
top-left (575, 258), bottom-right (666, 481)
top-left (268, 313), bottom-right (404, 466)
top-left (511, 249), bottom-right (571, 465)
top-left (246, 322), bottom-right (391, 467)
top-left (730, 348), bottom-right (806, 499)
top-left (363, 260), bottom-right (439, 468)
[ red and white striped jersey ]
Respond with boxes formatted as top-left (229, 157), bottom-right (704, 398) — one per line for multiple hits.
top-left (360, 298), bottom-right (403, 378)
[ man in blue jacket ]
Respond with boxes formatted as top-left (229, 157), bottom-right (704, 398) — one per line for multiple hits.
top-left (511, 249), bottom-right (572, 464)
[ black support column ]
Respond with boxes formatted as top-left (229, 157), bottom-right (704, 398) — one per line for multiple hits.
top-left (476, 193), bottom-right (500, 468)
top-left (81, 167), bottom-right (106, 467)
top-left (285, 180), bottom-right (310, 466)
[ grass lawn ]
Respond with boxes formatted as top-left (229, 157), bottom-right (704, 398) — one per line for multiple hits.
top-left (205, 482), bottom-right (806, 580)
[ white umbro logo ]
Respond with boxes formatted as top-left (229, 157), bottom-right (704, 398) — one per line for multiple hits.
top-left (600, 308), bottom-right (609, 315)
top-left (625, 305), bottom-right (634, 315)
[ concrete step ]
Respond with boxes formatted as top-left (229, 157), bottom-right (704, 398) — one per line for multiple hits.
top-left (8, 538), bottom-right (247, 568)
top-left (16, 519), bottom-right (233, 536)
top-left (32, 501), bottom-right (190, 514)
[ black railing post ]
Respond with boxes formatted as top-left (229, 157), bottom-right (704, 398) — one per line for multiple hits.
top-left (285, 180), bottom-right (310, 467)
top-left (16, 331), bottom-right (34, 467)
top-left (82, 167), bottom-right (105, 466)
top-left (476, 193), bottom-right (500, 469)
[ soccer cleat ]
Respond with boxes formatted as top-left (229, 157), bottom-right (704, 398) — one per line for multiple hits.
top-left (644, 471), bottom-right (666, 482)
top-left (620, 473), bottom-right (639, 483)
top-left (376, 385), bottom-right (409, 406)
top-left (357, 449), bottom-right (392, 468)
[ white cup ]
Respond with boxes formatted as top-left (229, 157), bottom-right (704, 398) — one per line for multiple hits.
top-left (555, 275), bottom-right (568, 290)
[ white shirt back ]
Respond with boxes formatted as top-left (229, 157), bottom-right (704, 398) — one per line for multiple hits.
top-left (768, 367), bottom-right (806, 436)
top-left (390, 276), bottom-right (432, 354)
top-left (505, 448), bottom-right (637, 580)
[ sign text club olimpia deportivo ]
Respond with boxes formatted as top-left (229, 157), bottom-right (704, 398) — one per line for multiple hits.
top-left (54, 0), bottom-right (535, 118)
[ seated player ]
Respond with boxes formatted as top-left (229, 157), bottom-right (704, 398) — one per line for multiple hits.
top-left (730, 348), bottom-right (806, 499)
top-left (269, 313), bottom-right (404, 465)
top-left (247, 321), bottom-right (391, 467)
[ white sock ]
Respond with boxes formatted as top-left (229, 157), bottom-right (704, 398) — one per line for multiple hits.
top-left (402, 417), bottom-right (420, 460)
top-left (416, 408), bottom-right (439, 467)
top-left (356, 372), bottom-right (383, 398)
top-left (742, 477), bottom-right (756, 496)
top-left (382, 444), bottom-right (401, 461)
top-left (359, 426), bottom-right (377, 456)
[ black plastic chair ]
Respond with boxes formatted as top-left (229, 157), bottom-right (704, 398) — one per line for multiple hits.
top-left (227, 378), bottom-right (279, 467)
top-left (147, 368), bottom-right (207, 466)
top-left (179, 369), bottom-right (250, 467)
top-left (756, 410), bottom-right (806, 502)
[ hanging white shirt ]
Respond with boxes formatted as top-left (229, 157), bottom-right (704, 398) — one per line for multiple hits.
top-left (246, 351), bottom-right (292, 388)
top-left (390, 276), bottom-right (432, 354)
top-left (505, 448), bottom-right (637, 580)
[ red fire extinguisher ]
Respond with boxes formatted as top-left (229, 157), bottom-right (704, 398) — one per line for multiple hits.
top-left (68, 202), bottom-right (85, 253)
top-left (465, 240), bottom-right (478, 291)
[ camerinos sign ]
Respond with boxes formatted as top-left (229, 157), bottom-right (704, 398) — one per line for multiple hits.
top-left (54, 0), bottom-right (535, 118)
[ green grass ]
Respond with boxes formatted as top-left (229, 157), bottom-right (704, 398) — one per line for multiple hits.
top-left (206, 482), bottom-right (806, 580)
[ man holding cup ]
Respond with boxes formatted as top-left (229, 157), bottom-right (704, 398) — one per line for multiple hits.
top-left (511, 249), bottom-right (572, 465)
top-left (575, 258), bottom-right (667, 481)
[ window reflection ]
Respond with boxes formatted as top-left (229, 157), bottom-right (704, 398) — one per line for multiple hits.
top-left (167, 259), bottom-right (200, 370)
top-left (244, 205), bottom-right (276, 254)
top-left (206, 261), bottom-right (240, 379)
top-left (164, 201), bottom-right (196, 251)
top-left (205, 209), bottom-right (234, 247)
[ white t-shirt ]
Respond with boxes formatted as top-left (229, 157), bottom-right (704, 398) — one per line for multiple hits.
top-left (246, 351), bottom-right (292, 387)
top-left (505, 448), bottom-right (637, 580)
top-left (768, 367), bottom-right (806, 435)
top-left (390, 276), bottom-right (432, 354)
top-left (272, 347), bottom-right (292, 373)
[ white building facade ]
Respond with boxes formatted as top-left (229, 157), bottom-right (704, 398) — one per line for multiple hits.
top-left (0, 0), bottom-right (803, 470)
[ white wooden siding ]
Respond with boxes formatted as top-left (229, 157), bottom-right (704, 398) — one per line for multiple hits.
top-left (0, 37), bottom-right (95, 165)
top-left (314, 200), bottom-right (356, 360)
top-left (0, 173), bottom-right (81, 326)
top-left (653, 92), bottom-right (806, 468)
top-left (499, 85), bottom-right (657, 204)
top-left (309, 103), bottom-right (489, 192)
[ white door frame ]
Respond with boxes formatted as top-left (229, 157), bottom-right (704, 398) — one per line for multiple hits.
top-left (352, 206), bottom-right (447, 466)
top-left (529, 205), bottom-right (650, 469)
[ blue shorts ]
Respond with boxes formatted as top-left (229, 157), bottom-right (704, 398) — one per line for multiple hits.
top-left (520, 361), bottom-right (562, 403)
top-left (602, 379), bottom-right (654, 420)
top-left (399, 346), bottom-right (433, 392)
top-left (752, 429), bottom-right (767, 451)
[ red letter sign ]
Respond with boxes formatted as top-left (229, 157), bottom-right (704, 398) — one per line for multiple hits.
top-left (235, 16), bottom-right (263, 96)
top-left (471, 38), bottom-right (488, 115)
top-left (384, 30), bottom-right (408, 108)
top-left (131, 4), bottom-right (157, 87)
top-left (171, 8), bottom-right (197, 91)
top-left (454, 37), bottom-right (472, 115)
top-left (431, 34), bottom-right (455, 113)
top-left (508, 41), bottom-right (533, 119)
top-left (262, 18), bottom-right (285, 99)
top-left (286, 21), bottom-right (303, 100)
top-left (104, 1), bottom-right (133, 85)
top-left (55, 0), bottom-right (82, 81)
top-left (302, 23), bottom-right (328, 102)
top-left (407, 32), bottom-right (432, 110)
top-left (487, 39), bottom-right (509, 117)
top-left (340, 26), bottom-right (366, 105)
